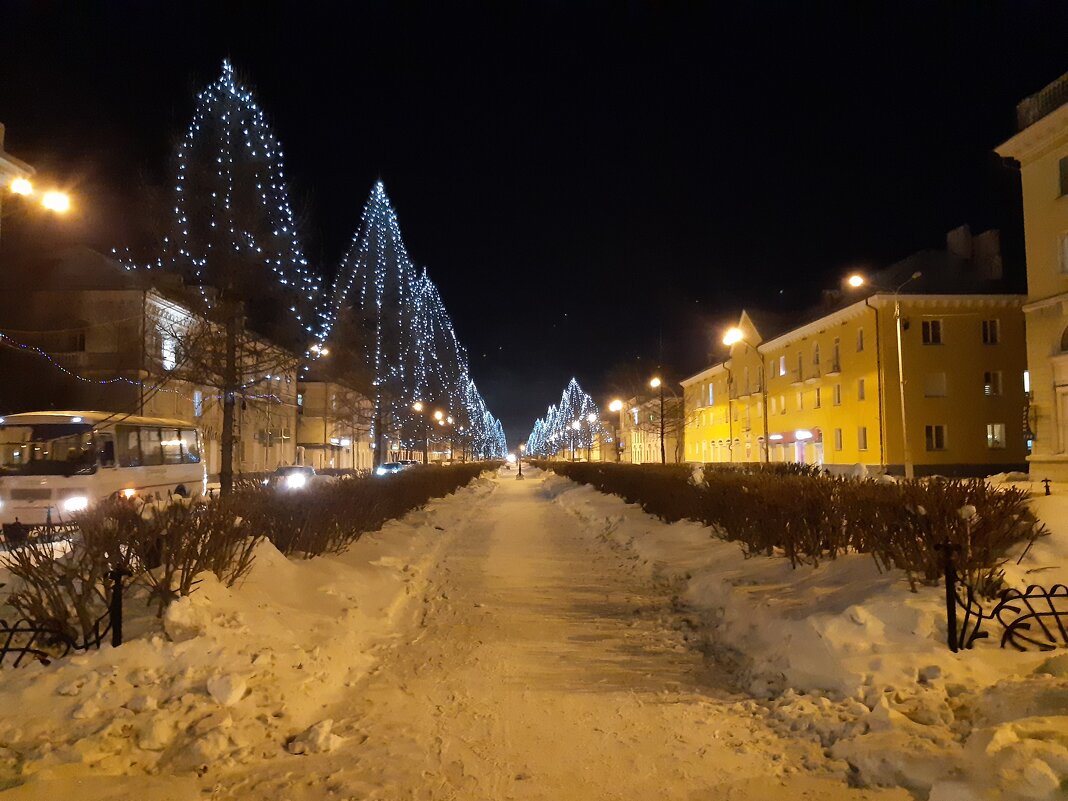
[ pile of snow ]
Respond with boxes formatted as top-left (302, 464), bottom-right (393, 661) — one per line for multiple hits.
top-left (542, 472), bottom-right (1068, 800)
top-left (0, 477), bottom-right (496, 799)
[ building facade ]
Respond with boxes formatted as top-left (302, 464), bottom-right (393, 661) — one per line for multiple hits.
top-left (682, 295), bottom-right (1029, 476)
top-left (0, 248), bottom-right (305, 477)
top-left (295, 379), bottom-right (374, 471)
top-left (616, 394), bottom-right (684, 465)
top-left (997, 71), bottom-right (1068, 480)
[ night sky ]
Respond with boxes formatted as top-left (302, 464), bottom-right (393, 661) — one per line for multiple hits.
top-left (3, 1), bottom-right (1068, 445)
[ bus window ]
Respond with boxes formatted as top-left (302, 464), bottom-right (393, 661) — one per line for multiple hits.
top-left (181, 429), bottom-right (201, 463)
top-left (97, 433), bottom-right (116, 468)
top-left (116, 425), bottom-right (142, 467)
top-left (140, 428), bottom-right (164, 466)
top-left (161, 428), bottom-right (183, 465)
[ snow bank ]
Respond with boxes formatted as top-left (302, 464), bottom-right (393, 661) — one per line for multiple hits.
top-left (0, 476), bottom-right (496, 798)
top-left (542, 472), bottom-right (1068, 800)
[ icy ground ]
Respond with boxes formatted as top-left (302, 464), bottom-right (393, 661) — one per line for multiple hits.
top-left (0, 468), bottom-right (1065, 799)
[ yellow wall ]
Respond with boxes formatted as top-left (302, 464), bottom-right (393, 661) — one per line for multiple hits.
top-left (682, 296), bottom-right (1028, 475)
top-left (998, 104), bottom-right (1068, 479)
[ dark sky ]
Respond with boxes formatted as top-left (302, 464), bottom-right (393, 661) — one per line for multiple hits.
top-left (3, 1), bottom-right (1068, 446)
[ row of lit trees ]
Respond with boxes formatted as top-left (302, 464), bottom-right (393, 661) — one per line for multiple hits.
top-left (525, 378), bottom-right (606, 460)
top-left (118, 61), bottom-right (506, 487)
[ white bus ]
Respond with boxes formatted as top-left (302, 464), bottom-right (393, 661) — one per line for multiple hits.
top-left (0, 411), bottom-right (207, 529)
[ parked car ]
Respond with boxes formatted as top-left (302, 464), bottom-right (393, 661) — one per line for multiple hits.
top-left (266, 465), bottom-right (318, 490)
top-left (399, 459), bottom-right (420, 467)
top-left (375, 462), bottom-right (406, 477)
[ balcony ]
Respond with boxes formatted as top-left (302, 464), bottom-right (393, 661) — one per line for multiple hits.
top-left (825, 360), bottom-right (841, 376)
top-left (805, 366), bottom-right (821, 385)
top-left (1017, 71), bottom-right (1068, 130)
top-left (789, 369), bottom-right (803, 386)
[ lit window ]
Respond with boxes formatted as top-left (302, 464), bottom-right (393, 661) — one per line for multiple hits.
top-left (813, 343), bottom-right (820, 366)
top-left (1024, 370), bottom-right (1031, 394)
top-left (162, 335), bottom-right (177, 371)
top-left (779, 355), bottom-right (786, 377)
top-left (193, 390), bottom-right (203, 418)
top-left (922, 320), bottom-right (943, 345)
top-left (1060, 156), bottom-right (1068, 197)
top-left (814, 387), bottom-right (821, 408)
top-left (983, 371), bottom-right (1003, 397)
top-left (770, 396), bottom-right (777, 415)
top-left (858, 426), bottom-right (868, 451)
top-left (708, 383), bottom-right (714, 405)
top-left (796, 391), bottom-right (803, 411)
top-left (779, 394), bottom-right (786, 415)
top-left (986, 423), bottom-right (1006, 449)
top-left (982, 319), bottom-right (1000, 345)
top-left (925, 424), bottom-right (947, 451)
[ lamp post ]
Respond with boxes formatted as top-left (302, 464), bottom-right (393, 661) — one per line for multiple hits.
top-left (570, 419), bottom-right (580, 461)
top-left (847, 272), bottom-right (922, 479)
top-left (649, 377), bottom-right (666, 464)
top-left (721, 328), bottom-right (770, 463)
top-left (517, 442), bottom-right (525, 479)
top-left (608, 399), bottom-right (624, 462)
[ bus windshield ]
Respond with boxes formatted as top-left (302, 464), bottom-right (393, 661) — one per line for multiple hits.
top-left (0, 423), bottom-right (97, 476)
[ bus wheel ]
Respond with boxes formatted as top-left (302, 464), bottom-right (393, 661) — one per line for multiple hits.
top-left (173, 484), bottom-right (190, 499)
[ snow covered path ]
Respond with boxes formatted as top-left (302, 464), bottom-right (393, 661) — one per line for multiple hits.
top-left (215, 470), bottom-right (906, 800)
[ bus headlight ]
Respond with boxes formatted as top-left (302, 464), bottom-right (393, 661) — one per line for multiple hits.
top-left (285, 473), bottom-right (307, 490)
top-left (63, 495), bottom-right (89, 513)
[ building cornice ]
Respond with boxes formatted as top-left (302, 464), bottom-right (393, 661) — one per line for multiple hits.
top-left (680, 362), bottom-right (726, 386)
top-left (996, 103), bottom-right (1068, 165)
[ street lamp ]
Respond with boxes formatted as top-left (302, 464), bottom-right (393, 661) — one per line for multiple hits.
top-left (608, 399), bottom-right (624, 461)
top-left (846, 271), bottom-right (923, 479)
top-left (649, 376), bottom-right (666, 464)
top-left (721, 327), bottom-right (770, 463)
top-left (517, 442), bottom-right (526, 480)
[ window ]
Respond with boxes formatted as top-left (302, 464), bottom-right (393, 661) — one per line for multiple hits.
top-left (982, 319), bottom-right (1000, 345)
top-left (161, 428), bottom-right (183, 465)
top-left (139, 427), bottom-right (164, 466)
top-left (834, 428), bottom-right (843, 451)
top-left (1060, 156), bottom-right (1068, 197)
top-left (857, 378), bottom-right (866, 401)
top-left (779, 394), bottom-right (786, 415)
top-left (193, 390), bottom-right (203, 418)
top-left (162, 334), bottom-right (177, 371)
top-left (708, 383), bottom-right (715, 406)
top-left (922, 319), bottom-right (943, 345)
top-left (116, 425), bottom-right (142, 468)
top-left (833, 384), bottom-right (842, 406)
top-left (986, 423), bottom-right (1006, 449)
top-left (814, 387), bottom-right (822, 408)
top-left (779, 355), bottom-right (786, 377)
top-left (925, 424), bottom-right (947, 451)
top-left (181, 429), bottom-right (201, 463)
top-left (857, 328), bottom-right (865, 352)
top-left (924, 372), bottom-right (947, 397)
top-left (770, 396), bottom-right (777, 415)
top-left (1024, 370), bottom-right (1031, 394)
top-left (813, 343), bottom-right (821, 366)
top-left (984, 371), bottom-right (1003, 397)
top-left (796, 390), bottom-right (803, 411)
top-left (858, 426), bottom-right (868, 451)
top-left (796, 352), bottom-right (803, 378)
top-left (1060, 233), bottom-right (1068, 275)
top-left (832, 337), bottom-right (841, 370)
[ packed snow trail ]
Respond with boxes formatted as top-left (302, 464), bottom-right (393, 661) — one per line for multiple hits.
top-left (216, 469), bottom-right (907, 800)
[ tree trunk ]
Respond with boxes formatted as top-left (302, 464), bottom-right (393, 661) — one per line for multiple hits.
top-left (220, 304), bottom-right (240, 496)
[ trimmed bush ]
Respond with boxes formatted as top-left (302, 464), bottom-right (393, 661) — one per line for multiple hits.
top-left (533, 461), bottom-right (1044, 588)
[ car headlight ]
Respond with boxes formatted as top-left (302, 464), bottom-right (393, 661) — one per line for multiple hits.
top-left (63, 495), bottom-right (89, 513)
top-left (285, 473), bottom-right (307, 489)
top-left (375, 467), bottom-right (387, 476)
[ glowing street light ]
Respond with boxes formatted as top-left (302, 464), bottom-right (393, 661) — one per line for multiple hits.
top-left (649, 376), bottom-right (662, 389)
top-left (412, 401), bottom-right (424, 412)
top-left (586, 412), bottom-right (597, 423)
top-left (608, 399), bottom-right (623, 413)
top-left (847, 274), bottom-right (865, 288)
top-left (434, 410), bottom-right (444, 421)
top-left (722, 327), bottom-right (744, 347)
top-left (9, 177), bottom-right (32, 196)
top-left (41, 191), bottom-right (70, 213)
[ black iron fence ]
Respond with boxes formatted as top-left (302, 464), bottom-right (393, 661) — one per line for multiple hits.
top-left (941, 542), bottom-right (1068, 652)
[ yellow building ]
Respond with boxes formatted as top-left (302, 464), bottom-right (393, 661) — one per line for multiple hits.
top-left (682, 294), bottom-right (1029, 476)
top-left (997, 71), bottom-right (1068, 481)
